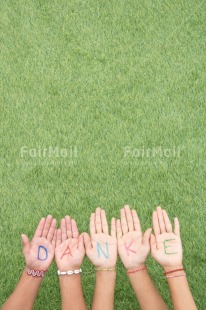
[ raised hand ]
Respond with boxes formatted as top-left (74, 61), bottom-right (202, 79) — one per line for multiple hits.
top-left (150, 206), bottom-right (183, 270)
top-left (83, 208), bottom-right (117, 268)
top-left (21, 215), bottom-right (57, 271)
top-left (55, 216), bottom-right (85, 271)
top-left (116, 205), bottom-right (152, 269)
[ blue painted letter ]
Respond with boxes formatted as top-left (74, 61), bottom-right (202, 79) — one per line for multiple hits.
top-left (37, 246), bottom-right (48, 261)
top-left (97, 242), bottom-right (109, 259)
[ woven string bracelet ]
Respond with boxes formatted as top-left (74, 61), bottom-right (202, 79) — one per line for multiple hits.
top-left (127, 266), bottom-right (147, 274)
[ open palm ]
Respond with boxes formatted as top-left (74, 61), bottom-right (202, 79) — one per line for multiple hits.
top-left (21, 215), bottom-right (57, 271)
top-left (117, 206), bottom-right (152, 269)
top-left (150, 207), bottom-right (183, 270)
top-left (55, 216), bottom-right (85, 270)
top-left (83, 208), bottom-right (117, 268)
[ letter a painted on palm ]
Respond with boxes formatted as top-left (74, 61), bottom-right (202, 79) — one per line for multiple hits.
top-left (61, 245), bottom-right (73, 259)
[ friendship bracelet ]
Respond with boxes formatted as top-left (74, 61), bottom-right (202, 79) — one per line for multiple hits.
top-left (27, 268), bottom-right (47, 277)
top-left (164, 268), bottom-right (184, 275)
top-left (57, 268), bottom-right (82, 276)
top-left (127, 266), bottom-right (147, 274)
top-left (165, 273), bottom-right (186, 279)
top-left (95, 268), bottom-right (116, 271)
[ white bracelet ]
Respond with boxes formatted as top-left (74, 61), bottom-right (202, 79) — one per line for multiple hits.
top-left (57, 268), bottom-right (82, 276)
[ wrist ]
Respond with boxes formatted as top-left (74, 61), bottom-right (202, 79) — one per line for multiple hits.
top-left (25, 266), bottom-right (47, 276)
top-left (163, 264), bottom-right (184, 273)
top-left (95, 266), bottom-right (116, 275)
top-left (23, 268), bottom-right (44, 283)
top-left (95, 269), bottom-right (116, 283)
top-left (127, 265), bottom-right (147, 277)
top-left (126, 263), bottom-right (146, 270)
top-left (57, 265), bottom-right (81, 272)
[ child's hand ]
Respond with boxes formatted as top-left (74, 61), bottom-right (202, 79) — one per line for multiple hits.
top-left (83, 208), bottom-right (117, 268)
top-left (21, 215), bottom-right (57, 271)
top-left (150, 206), bottom-right (183, 271)
top-left (116, 205), bottom-right (152, 269)
top-left (55, 216), bottom-right (85, 271)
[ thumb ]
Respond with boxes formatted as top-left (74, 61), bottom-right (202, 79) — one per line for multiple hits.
top-left (21, 234), bottom-right (30, 254)
top-left (82, 232), bottom-right (92, 252)
top-left (150, 233), bottom-right (157, 255)
top-left (143, 228), bottom-right (152, 246)
top-left (78, 233), bottom-right (85, 253)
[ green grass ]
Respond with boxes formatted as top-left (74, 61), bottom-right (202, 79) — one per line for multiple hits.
top-left (1, 0), bottom-right (206, 309)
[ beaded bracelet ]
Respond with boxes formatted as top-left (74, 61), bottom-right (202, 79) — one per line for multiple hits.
top-left (27, 268), bottom-right (47, 277)
top-left (57, 268), bottom-right (82, 276)
top-left (165, 274), bottom-right (186, 279)
top-left (127, 266), bottom-right (147, 274)
top-left (95, 267), bottom-right (116, 271)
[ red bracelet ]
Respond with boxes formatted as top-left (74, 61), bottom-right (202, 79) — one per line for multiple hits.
top-left (127, 266), bottom-right (147, 274)
top-left (27, 268), bottom-right (47, 277)
top-left (164, 268), bottom-right (184, 275)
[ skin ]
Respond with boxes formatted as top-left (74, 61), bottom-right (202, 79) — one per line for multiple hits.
top-left (55, 216), bottom-right (87, 310)
top-left (83, 208), bottom-right (117, 310)
top-left (116, 205), bottom-right (168, 310)
top-left (150, 206), bottom-right (197, 310)
top-left (2, 215), bottom-right (57, 310)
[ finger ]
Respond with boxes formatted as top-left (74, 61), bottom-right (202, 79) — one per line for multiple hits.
top-left (101, 209), bottom-right (109, 234)
top-left (131, 209), bottom-right (142, 233)
top-left (150, 234), bottom-right (157, 255)
top-left (65, 215), bottom-right (72, 238)
top-left (152, 211), bottom-right (160, 236)
top-left (111, 218), bottom-right (116, 238)
top-left (34, 217), bottom-right (46, 238)
top-left (83, 232), bottom-right (92, 252)
top-left (95, 207), bottom-right (102, 233)
top-left (61, 218), bottom-right (67, 241)
top-left (42, 215), bottom-right (53, 238)
top-left (156, 206), bottom-right (166, 233)
top-left (71, 219), bottom-right (79, 239)
top-left (124, 205), bottom-right (134, 231)
top-left (56, 229), bottom-right (62, 247)
top-left (143, 228), bottom-right (152, 246)
top-left (162, 210), bottom-right (172, 233)
top-left (174, 217), bottom-right (180, 236)
top-left (21, 234), bottom-right (30, 246)
top-left (47, 219), bottom-right (56, 241)
top-left (21, 234), bottom-right (30, 254)
top-left (52, 229), bottom-right (57, 247)
top-left (120, 208), bottom-right (128, 234)
top-left (90, 213), bottom-right (96, 235)
top-left (116, 219), bottom-right (122, 239)
top-left (78, 233), bottom-right (85, 253)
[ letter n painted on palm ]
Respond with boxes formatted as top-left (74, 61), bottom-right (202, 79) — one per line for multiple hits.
top-left (97, 242), bottom-right (109, 259)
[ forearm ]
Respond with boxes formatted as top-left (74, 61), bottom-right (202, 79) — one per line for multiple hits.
top-left (92, 271), bottom-right (116, 310)
top-left (128, 267), bottom-right (168, 310)
top-left (164, 266), bottom-right (197, 310)
top-left (60, 275), bottom-right (87, 310)
top-left (2, 268), bottom-right (43, 310)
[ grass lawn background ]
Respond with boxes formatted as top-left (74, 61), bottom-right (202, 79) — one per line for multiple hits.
top-left (1, 0), bottom-right (206, 309)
